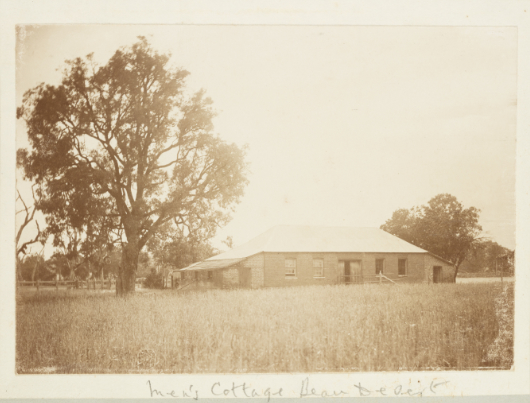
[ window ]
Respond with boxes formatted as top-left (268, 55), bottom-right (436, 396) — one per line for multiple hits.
top-left (398, 259), bottom-right (407, 276)
top-left (207, 271), bottom-right (213, 280)
top-left (285, 258), bottom-right (297, 276)
top-left (375, 259), bottom-right (384, 274)
top-left (313, 258), bottom-right (324, 277)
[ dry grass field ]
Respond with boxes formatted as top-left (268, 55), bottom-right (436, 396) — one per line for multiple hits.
top-left (16, 283), bottom-right (514, 374)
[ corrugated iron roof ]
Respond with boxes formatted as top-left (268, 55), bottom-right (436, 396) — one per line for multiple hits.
top-left (427, 252), bottom-right (454, 266)
top-left (206, 225), bottom-right (428, 261)
top-left (180, 258), bottom-right (246, 271)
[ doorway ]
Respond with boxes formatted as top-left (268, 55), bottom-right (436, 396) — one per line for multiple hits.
top-left (433, 266), bottom-right (442, 283)
top-left (339, 260), bottom-right (362, 283)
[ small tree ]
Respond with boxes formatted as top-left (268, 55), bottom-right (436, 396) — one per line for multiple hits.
top-left (17, 252), bottom-right (45, 281)
top-left (381, 194), bottom-right (482, 281)
top-left (147, 217), bottom-right (218, 272)
top-left (222, 235), bottom-right (234, 250)
top-left (16, 186), bottom-right (45, 280)
top-left (17, 38), bottom-right (248, 295)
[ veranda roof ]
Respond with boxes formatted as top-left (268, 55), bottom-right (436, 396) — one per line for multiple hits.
top-left (180, 258), bottom-right (246, 272)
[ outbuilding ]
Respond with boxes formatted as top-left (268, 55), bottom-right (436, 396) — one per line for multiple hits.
top-left (180, 225), bottom-right (455, 288)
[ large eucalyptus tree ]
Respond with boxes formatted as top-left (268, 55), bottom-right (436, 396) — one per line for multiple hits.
top-left (18, 38), bottom-right (248, 295)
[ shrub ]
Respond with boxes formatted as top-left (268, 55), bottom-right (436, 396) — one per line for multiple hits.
top-left (143, 271), bottom-right (164, 289)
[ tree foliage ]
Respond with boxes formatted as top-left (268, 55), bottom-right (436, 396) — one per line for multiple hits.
top-left (17, 252), bottom-right (45, 281)
top-left (381, 194), bottom-right (482, 280)
top-left (17, 37), bottom-right (248, 294)
top-left (460, 240), bottom-right (512, 273)
top-left (147, 218), bottom-right (218, 271)
top-left (37, 174), bottom-right (120, 279)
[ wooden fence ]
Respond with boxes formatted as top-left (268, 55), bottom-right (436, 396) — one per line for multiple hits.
top-left (340, 273), bottom-right (401, 285)
top-left (17, 278), bottom-right (115, 292)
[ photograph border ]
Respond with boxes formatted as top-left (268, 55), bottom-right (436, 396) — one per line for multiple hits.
top-left (1, 0), bottom-right (529, 399)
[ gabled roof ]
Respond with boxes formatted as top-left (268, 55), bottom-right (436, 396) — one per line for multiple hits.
top-left (207, 225), bottom-right (428, 261)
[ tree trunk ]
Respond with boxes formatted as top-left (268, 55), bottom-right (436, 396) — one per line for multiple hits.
top-left (31, 259), bottom-right (40, 283)
top-left (116, 241), bottom-right (139, 296)
top-left (452, 264), bottom-right (460, 283)
top-left (16, 257), bottom-right (23, 282)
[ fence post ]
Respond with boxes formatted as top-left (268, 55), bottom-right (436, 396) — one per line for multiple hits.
top-left (36, 279), bottom-right (40, 293)
top-left (55, 277), bottom-right (58, 292)
top-left (75, 278), bottom-right (78, 289)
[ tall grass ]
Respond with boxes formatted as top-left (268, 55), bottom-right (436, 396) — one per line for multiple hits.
top-left (486, 284), bottom-right (514, 368)
top-left (16, 283), bottom-right (513, 373)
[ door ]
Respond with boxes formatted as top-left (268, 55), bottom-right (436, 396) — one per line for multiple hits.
top-left (350, 260), bottom-right (362, 283)
top-left (339, 260), bottom-right (361, 283)
top-left (375, 259), bottom-right (384, 275)
top-left (433, 266), bottom-right (442, 283)
top-left (344, 261), bottom-right (351, 283)
top-left (338, 261), bottom-right (348, 283)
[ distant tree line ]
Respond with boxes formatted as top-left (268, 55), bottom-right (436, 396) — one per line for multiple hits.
top-left (459, 240), bottom-right (513, 274)
top-left (381, 193), bottom-right (513, 281)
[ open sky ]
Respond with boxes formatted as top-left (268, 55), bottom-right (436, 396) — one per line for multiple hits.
top-left (16, 24), bottom-right (517, 254)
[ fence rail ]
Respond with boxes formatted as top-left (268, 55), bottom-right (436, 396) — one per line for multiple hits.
top-left (17, 279), bottom-right (115, 292)
top-left (340, 273), bottom-right (403, 285)
top-left (340, 274), bottom-right (363, 284)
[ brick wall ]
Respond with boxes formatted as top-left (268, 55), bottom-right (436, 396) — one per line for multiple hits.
top-left (263, 252), bottom-right (340, 287)
top-left (263, 252), bottom-right (435, 287)
top-left (202, 251), bottom-right (454, 289)
top-left (336, 252), bottom-right (426, 283)
top-left (215, 253), bottom-right (265, 289)
top-left (424, 254), bottom-right (455, 283)
top-left (242, 253), bottom-right (265, 288)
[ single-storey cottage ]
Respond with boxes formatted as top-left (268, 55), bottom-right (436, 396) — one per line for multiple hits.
top-left (180, 225), bottom-right (455, 289)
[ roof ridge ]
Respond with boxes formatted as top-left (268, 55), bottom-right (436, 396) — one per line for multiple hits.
top-left (272, 224), bottom-right (381, 229)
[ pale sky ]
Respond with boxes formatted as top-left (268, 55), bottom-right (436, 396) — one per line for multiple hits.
top-left (16, 25), bottom-right (517, 253)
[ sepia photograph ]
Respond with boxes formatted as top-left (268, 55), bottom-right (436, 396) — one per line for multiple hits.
top-left (13, 24), bottom-right (516, 375)
top-left (2, 1), bottom-right (530, 399)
